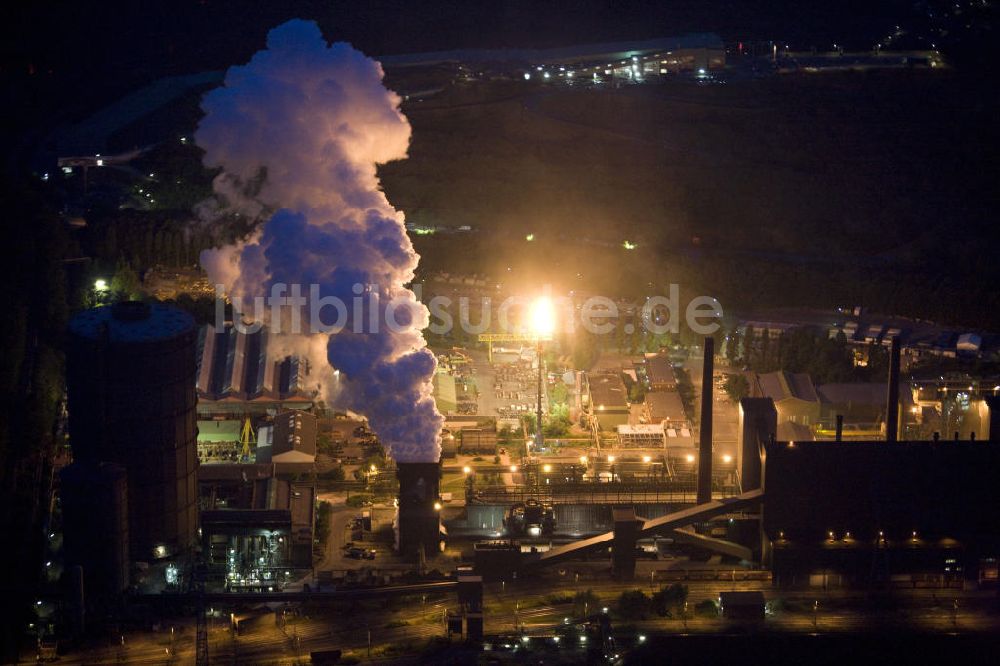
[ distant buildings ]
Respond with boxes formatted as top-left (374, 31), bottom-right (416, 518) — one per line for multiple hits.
top-left (753, 371), bottom-right (821, 428)
top-left (753, 369), bottom-right (923, 440)
top-left (380, 33), bottom-right (726, 78)
top-left (740, 309), bottom-right (995, 365)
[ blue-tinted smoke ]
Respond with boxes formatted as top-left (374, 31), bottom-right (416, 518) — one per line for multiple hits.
top-left (196, 19), bottom-right (442, 462)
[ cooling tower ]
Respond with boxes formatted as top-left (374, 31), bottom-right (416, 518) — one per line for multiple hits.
top-left (396, 462), bottom-right (442, 560)
top-left (67, 301), bottom-right (199, 561)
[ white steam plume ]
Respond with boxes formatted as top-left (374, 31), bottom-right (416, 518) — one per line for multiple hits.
top-left (196, 19), bottom-right (442, 463)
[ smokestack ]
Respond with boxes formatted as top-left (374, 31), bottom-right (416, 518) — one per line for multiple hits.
top-left (697, 337), bottom-right (714, 504)
top-left (396, 462), bottom-right (442, 561)
top-left (885, 336), bottom-right (901, 443)
top-left (835, 414), bottom-right (844, 442)
top-left (984, 396), bottom-right (1000, 441)
top-left (737, 397), bottom-right (776, 491)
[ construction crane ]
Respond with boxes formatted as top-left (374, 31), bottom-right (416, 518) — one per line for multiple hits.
top-left (477, 332), bottom-right (534, 362)
top-left (239, 416), bottom-right (256, 462)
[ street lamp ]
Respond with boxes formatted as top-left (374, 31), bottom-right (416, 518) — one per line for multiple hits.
top-left (529, 296), bottom-right (555, 452)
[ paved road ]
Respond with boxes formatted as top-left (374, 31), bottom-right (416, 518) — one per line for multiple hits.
top-left (315, 493), bottom-right (357, 571)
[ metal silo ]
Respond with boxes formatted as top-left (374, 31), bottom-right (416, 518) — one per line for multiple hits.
top-left (67, 301), bottom-right (199, 561)
top-left (59, 462), bottom-right (130, 606)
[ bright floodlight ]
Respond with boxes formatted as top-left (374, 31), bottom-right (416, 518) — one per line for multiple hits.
top-left (530, 296), bottom-right (556, 340)
top-left (94, 279), bottom-right (108, 292)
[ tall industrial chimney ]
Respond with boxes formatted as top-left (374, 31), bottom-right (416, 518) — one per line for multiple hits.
top-left (886, 336), bottom-right (901, 443)
top-left (697, 337), bottom-right (714, 504)
top-left (396, 462), bottom-right (442, 561)
top-left (737, 397), bottom-right (776, 491)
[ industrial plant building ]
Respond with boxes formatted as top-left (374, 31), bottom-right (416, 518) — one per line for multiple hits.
top-left (198, 464), bottom-right (316, 576)
top-left (643, 390), bottom-right (688, 427)
top-left (460, 427), bottom-right (497, 455)
top-left (761, 438), bottom-right (1000, 588)
top-left (460, 337), bottom-right (1000, 596)
top-left (585, 371), bottom-right (630, 431)
top-left (196, 322), bottom-right (317, 416)
top-left (643, 354), bottom-right (677, 391)
top-left (753, 371), bottom-right (821, 427)
top-left (256, 410), bottom-right (318, 464)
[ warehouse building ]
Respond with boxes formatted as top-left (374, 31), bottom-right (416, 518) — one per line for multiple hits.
top-left (753, 371), bottom-right (821, 428)
top-left (196, 323), bottom-right (317, 415)
top-left (198, 464), bottom-right (316, 574)
top-left (256, 410), bottom-right (318, 464)
top-left (586, 371), bottom-right (630, 431)
top-left (762, 439), bottom-right (1000, 589)
top-left (643, 390), bottom-right (688, 428)
top-left (644, 353), bottom-right (677, 391)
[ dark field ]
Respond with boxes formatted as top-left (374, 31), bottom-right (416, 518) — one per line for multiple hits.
top-left (381, 69), bottom-right (998, 326)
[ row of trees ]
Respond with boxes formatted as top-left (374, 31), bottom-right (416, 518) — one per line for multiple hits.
top-left (0, 180), bottom-right (76, 658)
top-left (617, 584), bottom-right (691, 620)
top-left (731, 326), bottom-right (888, 384)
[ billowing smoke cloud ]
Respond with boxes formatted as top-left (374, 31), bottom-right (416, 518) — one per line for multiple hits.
top-left (196, 19), bottom-right (442, 462)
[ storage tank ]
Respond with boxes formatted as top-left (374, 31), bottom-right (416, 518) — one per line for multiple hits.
top-left (67, 301), bottom-right (199, 561)
top-left (60, 462), bottom-right (129, 607)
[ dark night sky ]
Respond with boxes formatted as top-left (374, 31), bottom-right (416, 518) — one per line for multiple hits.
top-left (0, 1), bottom-right (943, 132)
